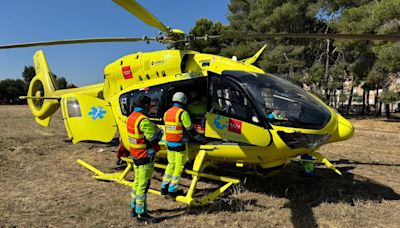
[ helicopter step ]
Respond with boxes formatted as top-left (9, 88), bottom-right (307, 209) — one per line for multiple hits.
top-left (77, 149), bottom-right (240, 206)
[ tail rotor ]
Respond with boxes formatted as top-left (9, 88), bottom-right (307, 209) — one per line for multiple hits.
top-left (24, 50), bottom-right (60, 126)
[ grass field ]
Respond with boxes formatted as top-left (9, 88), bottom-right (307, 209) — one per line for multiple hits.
top-left (0, 105), bottom-right (399, 227)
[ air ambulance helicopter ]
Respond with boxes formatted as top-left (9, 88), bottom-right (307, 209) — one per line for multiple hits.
top-left (1, 0), bottom-right (399, 206)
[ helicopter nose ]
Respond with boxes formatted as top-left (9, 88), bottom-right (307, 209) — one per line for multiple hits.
top-left (334, 114), bottom-right (354, 141)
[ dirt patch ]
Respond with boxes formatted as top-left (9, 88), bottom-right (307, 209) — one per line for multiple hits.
top-left (0, 105), bottom-right (399, 227)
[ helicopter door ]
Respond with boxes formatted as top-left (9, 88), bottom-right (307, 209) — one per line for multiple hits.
top-left (204, 75), bottom-right (271, 146)
top-left (61, 94), bottom-right (117, 144)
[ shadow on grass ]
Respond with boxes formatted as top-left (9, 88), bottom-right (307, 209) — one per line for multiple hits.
top-left (63, 137), bottom-right (120, 147)
top-left (151, 162), bottom-right (399, 226)
top-left (240, 163), bottom-right (400, 228)
top-left (332, 159), bottom-right (400, 167)
top-left (383, 118), bottom-right (400, 122)
top-left (344, 114), bottom-right (400, 121)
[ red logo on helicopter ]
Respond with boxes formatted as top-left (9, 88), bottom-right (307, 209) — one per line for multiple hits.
top-left (228, 118), bottom-right (242, 134)
top-left (122, 66), bottom-right (133, 79)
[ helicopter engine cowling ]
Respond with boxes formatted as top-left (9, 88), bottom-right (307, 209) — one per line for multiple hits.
top-left (26, 50), bottom-right (60, 127)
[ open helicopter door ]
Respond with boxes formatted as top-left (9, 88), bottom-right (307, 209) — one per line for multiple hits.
top-left (61, 94), bottom-right (117, 144)
top-left (204, 73), bottom-right (271, 147)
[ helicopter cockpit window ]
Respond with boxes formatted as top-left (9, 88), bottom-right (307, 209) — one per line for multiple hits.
top-left (119, 85), bottom-right (165, 120)
top-left (222, 71), bottom-right (331, 129)
top-left (211, 77), bottom-right (259, 124)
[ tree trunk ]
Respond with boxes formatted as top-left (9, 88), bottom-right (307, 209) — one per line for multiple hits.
top-left (325, 89), bottom-right (331, 105)
top-left (324, 36), bottom-right (331, 104)
top-left (366, 89), bottom-right (370, 114)
top-left (362, 89), bottom-right (366, 116)
top-left (347, 85), bottom-right (354, 115)
top-left (385, 104), bottom-right (390, 118)
top-left (333, 90), bottom-right (337, 108)
top-left (383, 72), bottom-right (392, 119)
top-left (375, 84), bottom-right (380, 117)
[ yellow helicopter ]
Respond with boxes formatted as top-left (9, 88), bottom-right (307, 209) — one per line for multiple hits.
top-left (1, 0), bottom-right (399, 206)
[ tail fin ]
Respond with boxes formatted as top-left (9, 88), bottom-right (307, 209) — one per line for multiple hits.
top-left (240, 44), bottom-right (267, 65)
top-left (26, 50), bottom-right (60, 126)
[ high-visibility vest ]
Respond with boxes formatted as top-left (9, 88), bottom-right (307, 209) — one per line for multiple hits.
top-left (164, 106), bottom-right (185, 142)
top-left (127, 111), bottom-right (149, 158)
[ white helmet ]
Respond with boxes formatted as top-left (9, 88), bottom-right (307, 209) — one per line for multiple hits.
top-left (172, 92), bottom-right (187, 104)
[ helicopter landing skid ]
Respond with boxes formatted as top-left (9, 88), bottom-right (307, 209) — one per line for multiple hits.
top-left (76, 149), bottom-right (240, 206)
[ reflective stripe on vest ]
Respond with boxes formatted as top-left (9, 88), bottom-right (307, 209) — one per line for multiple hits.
top-left (164, 106), bottom-right (185, 142)
top-left (127, 112), bottom-right (148, 158)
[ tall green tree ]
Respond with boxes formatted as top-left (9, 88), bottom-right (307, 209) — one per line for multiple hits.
top-left (332, 0), bottom-right (400, 117)
top-left (0, 65), bottom-right (68, 104)
top-left (225, 0), bottom-right (328, 82)
top-left (22, 66), bottom-right (36, 85)
top-left (0, 79), bottom-right (26, 104)
top-left (189, 18), bottom-right (227, 54)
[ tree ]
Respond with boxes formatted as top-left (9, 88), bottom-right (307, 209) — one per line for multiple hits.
top-left (224, 0), bottom-right (330, 87)
top-left (22, 66), bottom-right (36, 84)
top-left (189, 18), bottom-right (227, 54)
top-left (381, 91), bottom-right (399, 118)
top-left (0, 79), bottom-right (26, 104)
top-left (56, 77), bottom-right (67, 89)
top-left (332, 0), bottom-right (400, 117)
top-left (0, 65), bottom-right (68, 104)
top-left (187, 0), bottom-right (400, 115)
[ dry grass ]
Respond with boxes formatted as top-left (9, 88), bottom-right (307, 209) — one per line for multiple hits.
top-left (0, 105), bottom-right (399, 227)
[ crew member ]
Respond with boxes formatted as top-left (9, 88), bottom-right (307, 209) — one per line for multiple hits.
top-left (160, 92), bottom-right (206, 197)
top-left (300, 154), bottom-right (314, 176)
top-left (187, 91), bottom-right (207, 121)
top-left (127, 95), bottom-right (162, 223)
top-left (267, 110), bottom-right (286, 120)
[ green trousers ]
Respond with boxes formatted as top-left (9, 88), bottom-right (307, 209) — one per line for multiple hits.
top-left (161, 149), bottom-right (188, 193)
top-left (131, 162), bottom-right (154, 214)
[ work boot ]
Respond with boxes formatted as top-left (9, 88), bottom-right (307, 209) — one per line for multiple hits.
top-left (160, 186), bottom-right (169, 196)
top-left (136, 213), bottom-right (155, 224)
top-left (130, 208), bottom-right (137, 218)
top-left (167, 189), bottom-right (184, 198)
top-left (116, 157), bottom-right (123, 165)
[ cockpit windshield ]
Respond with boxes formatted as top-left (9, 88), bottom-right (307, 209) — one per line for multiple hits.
top-left (223, 71), bottom-right (331, 129)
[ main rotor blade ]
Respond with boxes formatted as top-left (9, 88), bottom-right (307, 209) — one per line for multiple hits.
top-left (0, 37), bottom-right (155, 49)
top-left (202, 33), bottom-right (400, 41)
top-left (113, 0), bottom-right (170, 34)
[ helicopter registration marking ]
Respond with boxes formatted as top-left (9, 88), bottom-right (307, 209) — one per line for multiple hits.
top-left (121, 66), bottom-right (133, 79)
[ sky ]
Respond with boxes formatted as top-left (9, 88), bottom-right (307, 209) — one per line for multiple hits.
top-left (0, 0), bottom-right (230, 86)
